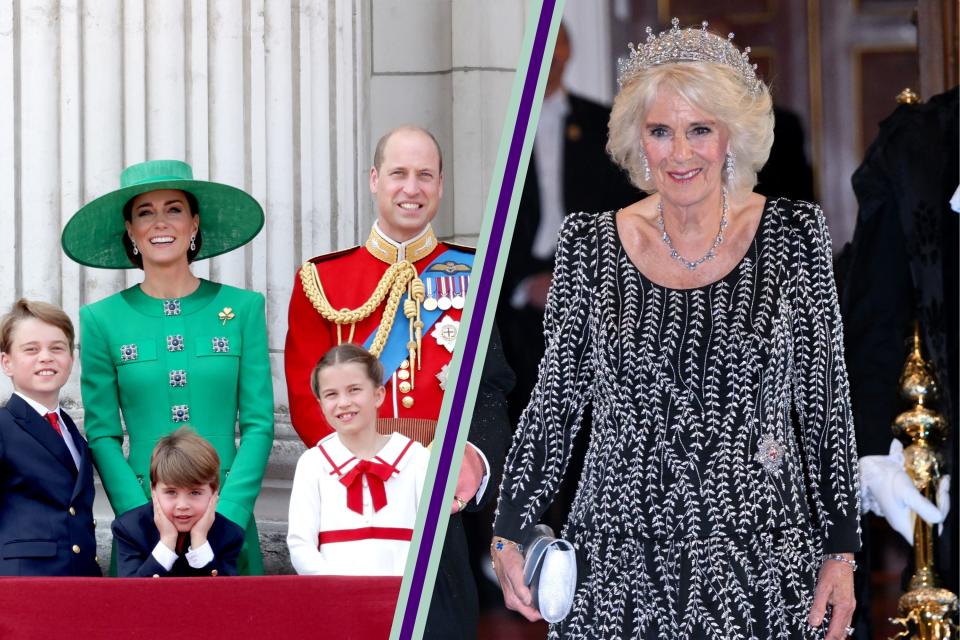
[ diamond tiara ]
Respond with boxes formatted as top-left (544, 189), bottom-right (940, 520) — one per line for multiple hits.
top-left (618, 18), bottom-right (762, 96)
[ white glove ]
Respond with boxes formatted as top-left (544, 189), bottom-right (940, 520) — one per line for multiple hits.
top-left (859, 439), bottom-right (950, 545)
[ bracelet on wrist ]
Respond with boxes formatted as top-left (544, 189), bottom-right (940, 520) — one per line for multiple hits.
top-left (491, 536), bottom-right (524, 554)
top-left (823, 553), bottom-right (857, 571)
top-left (490, 536), bottom-right (523, 572)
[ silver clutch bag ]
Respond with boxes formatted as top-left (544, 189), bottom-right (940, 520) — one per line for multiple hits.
top-left (522, 524), bottom-right (577, 623)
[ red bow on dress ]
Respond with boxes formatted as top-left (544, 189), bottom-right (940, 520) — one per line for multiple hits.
top-left (339, 459), bottom-right (396, 515)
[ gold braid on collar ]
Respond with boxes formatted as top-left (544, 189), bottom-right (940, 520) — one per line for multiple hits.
top-left (366, 224), bottom-right (438, 265)
top-left (299, 261), bottom-right (426, 380)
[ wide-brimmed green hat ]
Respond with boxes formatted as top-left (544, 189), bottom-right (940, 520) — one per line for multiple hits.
top-left (61, 159), bottom-right (264, 269)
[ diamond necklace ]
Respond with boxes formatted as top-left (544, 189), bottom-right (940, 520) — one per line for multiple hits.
top-left (656, 188), bottom-right (728, 270)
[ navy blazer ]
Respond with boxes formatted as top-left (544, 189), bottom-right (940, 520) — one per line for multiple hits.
top-left (0, 393), bottom-right (101, 576)
top-left (112, 502), bottom-right (244, 577)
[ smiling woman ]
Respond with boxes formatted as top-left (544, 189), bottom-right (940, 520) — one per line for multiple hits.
top-left (122, 189), bottom-right (202, 269)
top-left (492, 20), bottom-right (861, 640)
top-left (60, 159), bottom-right (274, 576)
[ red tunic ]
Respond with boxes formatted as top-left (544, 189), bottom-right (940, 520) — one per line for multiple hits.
top-left (284, 241), bottom-right (471, 447)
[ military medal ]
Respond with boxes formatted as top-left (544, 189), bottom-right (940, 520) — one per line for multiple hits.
top-left (437, 277), bottom-right (452, 310)
top-left (423, 278), bottom-right (438, 311)
top-left (451, 275), bottom-right (467, 310)
top-left (431, 314), bottom-right (459, 353)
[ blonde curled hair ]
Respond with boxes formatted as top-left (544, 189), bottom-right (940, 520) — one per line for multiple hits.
top-left (606, 61), bottom-right (774, 195)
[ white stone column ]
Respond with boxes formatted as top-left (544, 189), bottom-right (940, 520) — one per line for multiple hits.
top-left (0, 3), bottom-right (15, 310)
top-left (19, 0), bottom-right (61, 304)
top-left (450, 1), bottom-right (526, 242)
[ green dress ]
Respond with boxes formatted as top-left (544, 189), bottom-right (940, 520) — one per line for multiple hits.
top-left (80, 279), bottom-right (274, 574)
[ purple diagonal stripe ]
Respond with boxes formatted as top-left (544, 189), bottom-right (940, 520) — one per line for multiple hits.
top-left (398, 2), bottom-right (559, 638)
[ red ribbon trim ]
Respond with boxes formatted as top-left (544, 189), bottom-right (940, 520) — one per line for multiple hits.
top-left (379, 437), bottom-right (414, 469)
top-left (317, 442), bottom-right (356, 476)
top-left (318, 527), bottom-right (414, 546)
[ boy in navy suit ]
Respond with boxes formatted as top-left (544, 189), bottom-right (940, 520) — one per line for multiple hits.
top-left (112, 427), bottom-right (244, 577)
top-left (0, 299), bottom-right (101, 576)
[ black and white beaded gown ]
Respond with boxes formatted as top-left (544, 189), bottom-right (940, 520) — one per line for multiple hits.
top-left (494, 199), bottom-right (861, 639)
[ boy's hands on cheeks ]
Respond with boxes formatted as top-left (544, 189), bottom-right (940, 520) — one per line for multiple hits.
top-left (191, 491), bottom-right (218, 549)
top-left (152, 490), bottom-right (179, 552)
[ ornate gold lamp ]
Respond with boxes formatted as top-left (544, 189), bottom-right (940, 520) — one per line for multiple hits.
top-left (897, 87), bottom-right (922, 104)
top-left (890, 322), bottom-right (958, 639)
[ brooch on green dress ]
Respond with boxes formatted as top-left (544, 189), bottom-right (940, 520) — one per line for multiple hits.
top-left (218, 307), bottom-right (235, 325)
top-left (169, 370), bottom-right (186, 387)
top-left (166, 335), bottom-right (184, 352)
top-left (171, 404), bottom-right (190, 423)
top-left (163, 299), bottom-right (181, 316)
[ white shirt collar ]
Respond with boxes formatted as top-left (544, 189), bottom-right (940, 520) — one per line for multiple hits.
top-left (14, 391), bottom-right (61, 418)
top-left (374, 221), bottom-right (432, 257)
top-left (316, 432), bottom-right (415, 474)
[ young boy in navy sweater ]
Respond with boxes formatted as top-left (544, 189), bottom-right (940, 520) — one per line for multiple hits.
top-left (112, 427), bottom-right (244, 577)
top-left (0, 299), bottom-right (100, 576)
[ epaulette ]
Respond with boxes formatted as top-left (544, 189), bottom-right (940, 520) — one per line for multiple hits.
top-left (305, 245), bottom-right (363, 264)
top-left (440, 240), bottom-right (476, 254)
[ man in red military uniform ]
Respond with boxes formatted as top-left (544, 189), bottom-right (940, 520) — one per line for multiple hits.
top-left (285, 126), bottom-right (512, 638)
top-left (286, 126), bottom-right (474, 454)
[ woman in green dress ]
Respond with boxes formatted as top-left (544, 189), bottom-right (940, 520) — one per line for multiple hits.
top-left (61, 160), bottom-right (274, 574)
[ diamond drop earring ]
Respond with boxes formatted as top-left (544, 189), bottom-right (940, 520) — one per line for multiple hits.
top-left (641, 151), bottom-right (651, 182)
top-left (724, 150), bottom-right (736, 181)
top-left (130, 235), bottom-right (139, 256)
top-left (190, 234), bottom-right (196, 252)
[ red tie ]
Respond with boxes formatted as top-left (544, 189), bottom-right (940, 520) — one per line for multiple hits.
top-left (45, 412), bottom-right (62, 436)
top-left (176, 532), bottom-right (188, 555)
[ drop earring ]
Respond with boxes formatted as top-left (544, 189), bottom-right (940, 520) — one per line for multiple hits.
top-left (190, 234), bottom-right (196, 252)
top-left (130, 235), bottom-right (139, 256)
top-left (641, 151), bottom-right (651, 182)
top-left (724, 150), bottom-right (736, 180)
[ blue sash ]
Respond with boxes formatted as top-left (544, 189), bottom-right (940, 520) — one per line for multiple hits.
top-left (363, 248), bottom-right (473, 384)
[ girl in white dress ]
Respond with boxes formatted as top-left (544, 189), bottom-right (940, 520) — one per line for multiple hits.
top-left (287, 344), bottom-right (430, 575)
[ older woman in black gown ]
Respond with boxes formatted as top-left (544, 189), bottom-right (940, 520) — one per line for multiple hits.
top-left (491, 21), bottom-right (860, 640)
